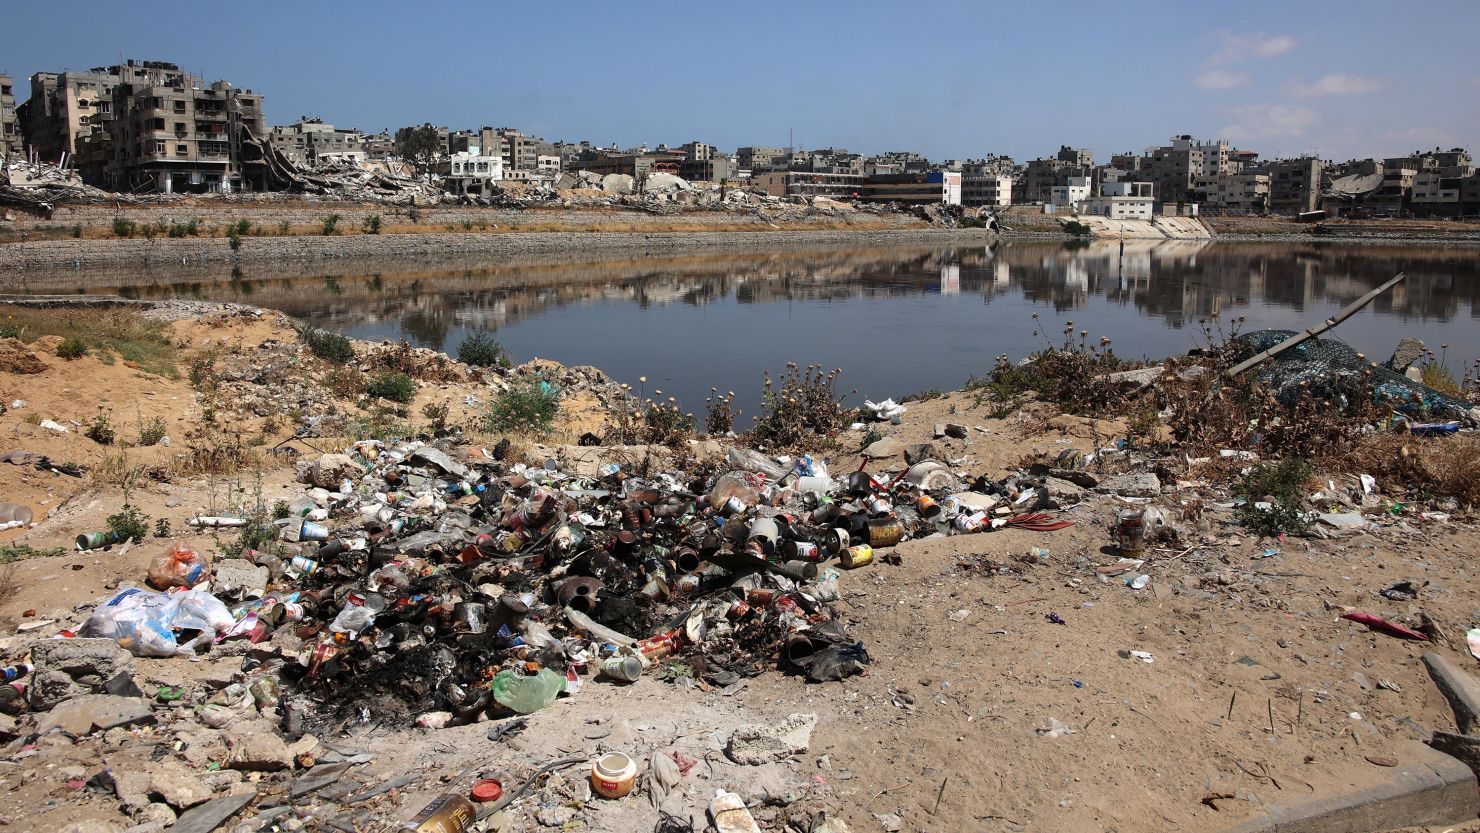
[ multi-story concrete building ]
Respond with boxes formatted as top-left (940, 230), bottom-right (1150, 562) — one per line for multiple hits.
top-left (269, 119), bottom-right (366, 166)
top-left (485, 127), bottom-right (555, 172)
top-left (1263, 157), bottom-right (1324, 214)
top-left (0, 74), bottom-right (20, 157)
top-left (362, 131), bottom-right (394, 160)
top-left (1135, 137), bottom-right (1205, 206)
top-left (753, 170), bottom-right (864, 199)
top-left (1020, 146), bottom-right (1094, 203)
top-left (104, 63), bottom-right (267, 193)
top-left (736, 146), bottom-right (789, 174)
top-left (858, 171), bottom-right (961, 206)
top-left (1081, 181), bottom-right (1155, 219)
top-left (961, 160), bottom-right (1013, 207)
top-left (1193, 172), bottom-right (1270, 212)
top-left (17, 66), bottom-right (122, 164)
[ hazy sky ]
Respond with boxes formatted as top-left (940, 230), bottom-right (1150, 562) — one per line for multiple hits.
top-left (4, 0), bottom-right (1477, 163)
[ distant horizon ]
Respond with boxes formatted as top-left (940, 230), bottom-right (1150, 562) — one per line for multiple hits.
top-left (4, 0), bottom-right (1477, 165)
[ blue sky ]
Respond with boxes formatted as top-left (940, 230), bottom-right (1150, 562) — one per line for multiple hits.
top-left (3, 0), bottom-right (1477, 163)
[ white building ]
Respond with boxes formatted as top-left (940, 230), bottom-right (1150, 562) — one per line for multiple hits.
top-left (1082, 181), bottom-right (1155, 219)
top-left (1049, 176), bottom-right (1092, 209)
top-left (445, 150), bottom-right (503, 196)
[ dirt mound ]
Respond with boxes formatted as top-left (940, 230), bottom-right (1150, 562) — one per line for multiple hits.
top-left (0, 338), bottom-right (48, 374)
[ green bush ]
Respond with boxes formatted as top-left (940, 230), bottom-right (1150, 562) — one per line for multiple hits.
top-left (105, 505), bottom-right (150, 543)
top-left (484, 377), bottom-right (559, 434)
top-left (1232, 458), bottom-right (1313, 536)
top-left (231, 219), bottom-right (253, 236)
top-left (1064, 220), bottom-right (1092, 236)
top-left (298, 325), bottom-right (355, 365)
top-left (362, 214), bottom-right (382, 234)
top-left (366, 372), bottom-right (416, 404)
top-left (457, 331), bottom-right (509, 368)
top-left (111, 216), bottom-right (136, 238)
top-left (57, 337), bottom-right (88, 359)
top-left (138, 416), bottom-right (167, 447)
top-left (322, 214), bottom-right (342, 236)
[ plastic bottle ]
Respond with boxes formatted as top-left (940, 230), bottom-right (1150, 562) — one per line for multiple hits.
top-left (490, 668), bottom-right (566, 714)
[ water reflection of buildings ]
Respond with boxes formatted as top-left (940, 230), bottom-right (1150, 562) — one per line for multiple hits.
top-left (49, 240), bottom-right (1480, 352)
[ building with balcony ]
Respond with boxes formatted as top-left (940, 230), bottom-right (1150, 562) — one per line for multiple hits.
top-left (0, 75), bottom-right (20, 158)
top-left (1082, 181), bottom-right (1155, 219)
top-left (445, 151), bottom-right (503, 197)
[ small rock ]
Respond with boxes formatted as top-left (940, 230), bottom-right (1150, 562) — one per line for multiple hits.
top-left (211, 561), bottom-right (269, 601)
top-left (903, 443), bottom-right (943, 467)
top-left (1385, 337), bottom-right (1425, 372)
top-left (536, 806), bottom-right (577, 827)
top-left (861, 437), bottom-right (906, 460)
top-left (873, 813), bottom-right (902, 833)
top-left (134, 803), bottom-right (177, 827)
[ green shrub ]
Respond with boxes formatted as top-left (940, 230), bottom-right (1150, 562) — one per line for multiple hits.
top-left (457, 331), bottom-right (508, 368)
top-left (231, 219), bottom-right (253, 236)
top-left (367, 372), bottom-right (416, 404)
top-left (484, 377), bottom-right (559, 434)
top-left (137, 416), bottom-right (168, 447)
top-left (105, 505), bottom-right (150, 543)
top-left (227, 230), bottom-right (242, 251)
top-left (321, 214), bottom-right (342, 235)
top-left (1232, 458), bottom-right (1313, 536)
top-left (57, 337), bottom-right (87, 359)
top-left (1064, 220), bottom-right (1092, 236)
top-left (84, 410), bottom-right (117, 445)
top-left (362, 214), bottom-right (382, 234)
top-left (111, 216), bottom-right (136, 238)
top-left (71, 224), bottom-right (83, 239)
top-left (749, 364), bottom-right (847, 450)
top-left (298, 325), bottom-right (355, 365)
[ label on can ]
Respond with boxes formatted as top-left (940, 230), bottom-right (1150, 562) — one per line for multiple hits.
top-left (290, 555), bottom-right (319, 575)
top-left (790, 541), bottom-right (821, 562)
top-left (840, 544), bottom-right (874, 568)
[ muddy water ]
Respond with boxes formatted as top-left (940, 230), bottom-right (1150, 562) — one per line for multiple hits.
top-left (27, 239), bottom-right (1480, 423)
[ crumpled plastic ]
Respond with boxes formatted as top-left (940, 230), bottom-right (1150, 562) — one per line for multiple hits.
top-left (147, 542), bottom-right (212, 590)
top-left (80, 586), bottom-right (234, 657)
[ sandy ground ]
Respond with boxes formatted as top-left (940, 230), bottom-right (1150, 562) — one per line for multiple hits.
top-left (0, 309), bottom-right (1478, 833)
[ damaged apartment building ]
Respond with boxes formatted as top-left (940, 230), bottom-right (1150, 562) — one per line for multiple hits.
top-left (17, 59), bottom-right (267, 193)
top-left (0, 74), bottom-right (20, 158)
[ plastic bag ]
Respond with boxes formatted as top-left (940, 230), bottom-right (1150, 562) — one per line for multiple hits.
top-left (724, 448), bottom-right (787, 482)
top-left (148, 543), bottom-right (212, 590)
top-left (80, 587), bottom-right (231, 657)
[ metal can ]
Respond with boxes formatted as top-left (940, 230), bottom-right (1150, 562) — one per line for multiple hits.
top-left (788, 540), bottom-right (821, 562)
top-left (307, 642), bottom-right (339, 680)
top-left (289, 555), bottom-right (320, 576)
top-left (726, 599), bottom-right (751, 621)
top-left (917, 494), bottom-right (941, 517)
top-left (745, 588), bottom-right (776, 608)
top-left (636, 632), bottom-right (679, 663)
top-left (398, 793), bottom-right (476, 833)
top-left (953, 512), bottom-right (988, 533)
top-left (825, 528), bottom-right (849, 556)
top-left (75, 531), bottom-right (117, 550)
top-left (1116, 509), bottom-right (1146, 556)
top-left (840, 544), bottom-right (875, 569)
top-left (867, 497), bottom-right (893, 516)
top-left (599, 655), bottom-right (643, 683)
top-left (867, 518), bottom-right (904, 548)
top-left (0, 664), bottom-right (31, 683)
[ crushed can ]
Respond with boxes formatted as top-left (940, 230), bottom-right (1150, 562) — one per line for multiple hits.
top-left (399, 793), bottom-right (476, 833)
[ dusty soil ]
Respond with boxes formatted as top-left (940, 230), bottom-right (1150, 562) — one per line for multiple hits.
top-left (0, 306), bottom-right (1478, 833)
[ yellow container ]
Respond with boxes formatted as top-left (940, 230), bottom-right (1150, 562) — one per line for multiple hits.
top-left (840, 544), bottom-right (874, 569)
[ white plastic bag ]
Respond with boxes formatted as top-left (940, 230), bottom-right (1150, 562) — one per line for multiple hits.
top-left (81, 587), bottom-right (234, 658)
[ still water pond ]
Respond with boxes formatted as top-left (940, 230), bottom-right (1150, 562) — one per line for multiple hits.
top-left (63, 239), bottom-right (1480, 421)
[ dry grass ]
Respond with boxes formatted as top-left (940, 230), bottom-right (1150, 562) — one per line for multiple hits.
top-left (1349, 433), bottom-right (1480, 507)
top-left (0, 305), bottom-right (177, 377)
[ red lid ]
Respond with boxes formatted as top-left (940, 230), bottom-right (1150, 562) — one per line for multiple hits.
top-left (471, 778), bottom-right (504, 803)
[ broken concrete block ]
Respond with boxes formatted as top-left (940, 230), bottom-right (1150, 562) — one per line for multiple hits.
top-left (210, 560), bottom-right (269, 601)
top-left (1425, 653), bottom-right (1480, 735)
top-left (132, 804), bottom-right (176, 828)
top-left (225, 720), bottom-right (292, 771)
top-left (725, 713), bottom-right (817, 765)
top-left (297, 453), bottom-right (361, 489)
top-left (35, 694), bottom-right (154, 735)
top-left (170, 789), bottom-right (256, 833)
top-left (114, 769), bottom-right (154, 809)
top-left (861, 437), bottom-right (906, 460)
top-left (1386, 337), bottom-right (1426, 372)
top-left (150, 761), bottom-right (214, 809)
top-left (30, 638), bottom-right (134, 709)
top-left (1040, 477), bottom-right (1086, 508)
top-left (1094, 473), bottom-right (1161, 498)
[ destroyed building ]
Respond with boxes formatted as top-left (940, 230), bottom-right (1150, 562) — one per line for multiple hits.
top-left (269, 119), bottom-right (368, 166)
top-left (15, 59), bottom-right (268, 192)
top-left (445, 150), bottom-right (504, 197)
top-left (0, 75), bottom-right (19, 158)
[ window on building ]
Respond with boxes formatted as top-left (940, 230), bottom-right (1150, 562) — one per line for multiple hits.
top-left (152, 118), bottom-right (164, 130)
top-left (176, 144), bottom-right (187, 155)
top-left (174, 100), bottom-right (186, 113)
top-left (153, 141), bottom-right (166, 154)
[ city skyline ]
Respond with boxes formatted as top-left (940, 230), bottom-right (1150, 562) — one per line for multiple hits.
top-left (3, 0), bottom-right (1478, 165)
